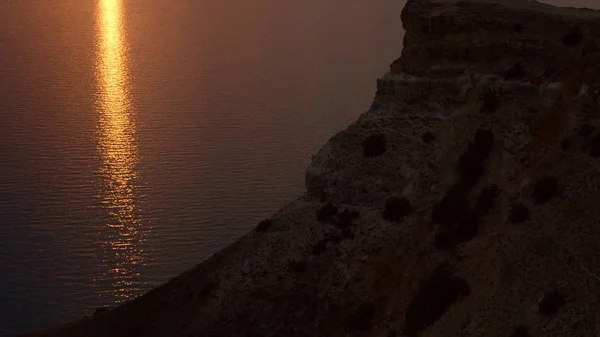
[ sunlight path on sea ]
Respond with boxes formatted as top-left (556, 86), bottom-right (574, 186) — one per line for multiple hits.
top-left (95, 0), bottom-right (146, 303)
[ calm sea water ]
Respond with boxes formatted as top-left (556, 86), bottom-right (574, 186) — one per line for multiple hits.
top-left (0, 0), bottom-right (596, 336)
top-left (0, 0), bottom-right (403, 335)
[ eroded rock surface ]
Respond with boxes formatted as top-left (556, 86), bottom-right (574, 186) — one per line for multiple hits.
top-left (24, 1), bottom-right (600, 336)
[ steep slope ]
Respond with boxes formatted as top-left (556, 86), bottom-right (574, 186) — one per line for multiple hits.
top-left (23, 0), bottom-right (600, 336)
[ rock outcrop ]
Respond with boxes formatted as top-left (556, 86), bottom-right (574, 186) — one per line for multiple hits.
top-left (23, 0), bottom-right (600, 336)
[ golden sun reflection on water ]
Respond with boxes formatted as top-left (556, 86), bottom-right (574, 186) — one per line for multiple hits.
top-left (96, 0), bottom-right (144, 303)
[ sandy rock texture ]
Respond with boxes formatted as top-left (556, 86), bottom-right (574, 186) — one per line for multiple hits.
top-left (23, 0), bottom-right (600, 336)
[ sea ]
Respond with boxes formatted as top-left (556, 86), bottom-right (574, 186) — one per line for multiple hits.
top-left (0, 0), bottom-right (595, 335)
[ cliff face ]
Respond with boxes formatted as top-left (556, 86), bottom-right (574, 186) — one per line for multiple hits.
top-left (25, 1), bottom-right (600, 337)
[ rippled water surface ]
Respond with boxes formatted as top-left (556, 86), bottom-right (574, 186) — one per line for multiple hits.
top-left (1, 0), bottom-right (598, 335)
top-left (0, 0), bottom-right (404, 334)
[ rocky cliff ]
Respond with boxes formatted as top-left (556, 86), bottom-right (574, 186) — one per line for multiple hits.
top-left (24, 0), bottom-right (600, 336)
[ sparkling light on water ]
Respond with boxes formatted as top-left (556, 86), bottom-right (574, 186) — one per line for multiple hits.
top-left (95, 0), bottom-right (145, 303)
